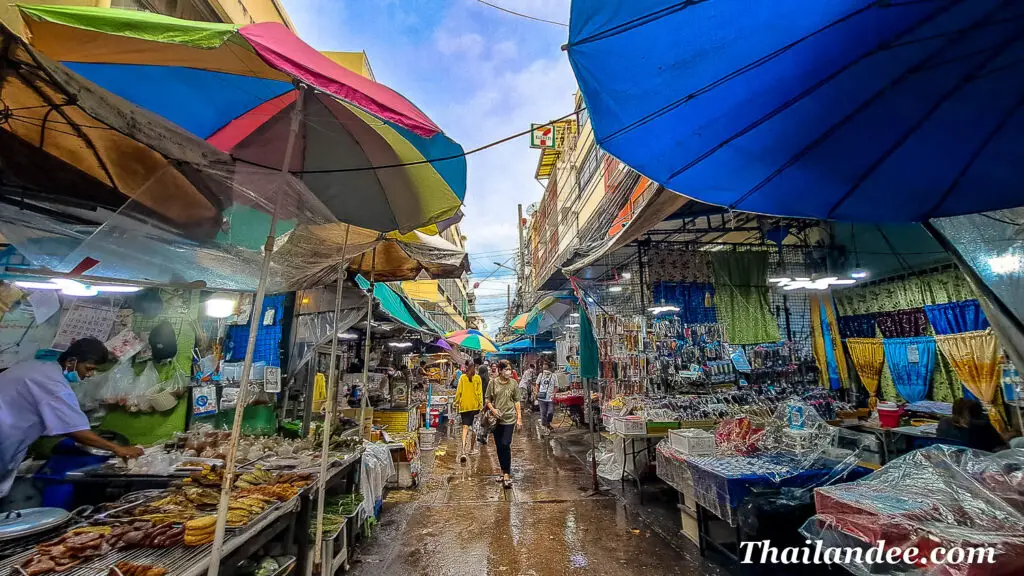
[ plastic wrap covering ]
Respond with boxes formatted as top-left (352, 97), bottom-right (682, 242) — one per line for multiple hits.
top-left (289, 308), bottom-right (365, 376)
top-left (359, 442), bottom-right (396, 523)
top-left (802, 445), bottom-right (1024, 576)
top-left (655, 441), bottom-right (694, 494)
top-left (655, 399), bottom-right (866, 526)
top-left (596, 436), bottom-right (649, 481)
top-left (0, 164), bottom-right (340, 292)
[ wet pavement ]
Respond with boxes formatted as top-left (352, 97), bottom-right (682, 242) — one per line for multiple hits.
top-left (349, 413), bottom-right (728, 576)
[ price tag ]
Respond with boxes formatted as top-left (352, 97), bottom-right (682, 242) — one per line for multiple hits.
top-left (264, 366), bottom-right (281, 393)
top-left (907, 344), bottom-right (920, 364)
top-left (192, 385), bottom-right (217, 417)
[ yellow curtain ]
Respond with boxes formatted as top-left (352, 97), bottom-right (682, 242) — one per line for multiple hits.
top-left (935, 330), bottom-right (1005, 431)
top-left (847, 338), bottom-right (885, 409)
top-left (810, 294), bottom-right (850, 389)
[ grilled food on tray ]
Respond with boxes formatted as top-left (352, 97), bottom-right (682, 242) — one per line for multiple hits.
top-left (187, 465), bottom-right (223, 487)
top-left (183, 516), bottom-right (216, 546)
top-left (183, 487), bottom-right (220, 507)
top-left (233, 468), bottom-right (273, 490)
top-left (235, 483), bottom-right (299, 502)
top-left (112, 562), bottom-right (167, 576)
top-left (22, 531), bottom-right (111, 575)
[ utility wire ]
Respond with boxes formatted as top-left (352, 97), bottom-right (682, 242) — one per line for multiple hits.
top-left (238, 108), bottom-right (583, 174)
top-left (474, 0), bottom-right (568, 27)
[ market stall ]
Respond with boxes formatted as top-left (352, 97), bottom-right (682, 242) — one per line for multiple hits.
top-left (654, 400), bottom-right (873, 560)
top-left (803, 445), bottom-right (1024, 576)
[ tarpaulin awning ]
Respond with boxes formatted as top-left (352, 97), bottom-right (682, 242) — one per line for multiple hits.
top-left (567, 0), bottom-right (1024, 222)
top-left (499, 338), bottom-right (555, 353)
top-left (355, 274), bottom-right (430, 333)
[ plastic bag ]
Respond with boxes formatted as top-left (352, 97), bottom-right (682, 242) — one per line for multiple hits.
top-left (126, 362), bottom-right (159, 412)
top-left (96, 361), bottom-right (137, 406)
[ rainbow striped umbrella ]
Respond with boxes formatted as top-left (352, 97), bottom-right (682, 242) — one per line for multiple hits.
top-left (19, 5), bottom-right (466, 234)
top-left (445, 329), bottom-right (499, 353)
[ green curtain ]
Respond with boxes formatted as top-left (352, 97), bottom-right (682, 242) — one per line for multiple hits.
top-left (578, 304), bottom-right (599, 379)
top-left (834, 269), bottom-right (976, 316)
top-left (711, 252), bottom-right (780, 345)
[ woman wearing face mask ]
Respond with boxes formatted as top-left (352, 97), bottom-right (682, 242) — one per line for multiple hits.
top-left (0, 337), bottom-right (144, 499)
top-left (535, 361), bottom-right (557, 434)
top-left (484, 360), bottom-right (522, 489)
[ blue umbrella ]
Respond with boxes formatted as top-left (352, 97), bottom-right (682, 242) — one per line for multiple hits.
top-left (566, 0), bottom-right (1024, 222)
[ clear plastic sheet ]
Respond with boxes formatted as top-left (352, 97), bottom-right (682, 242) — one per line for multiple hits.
top-left (802, 445), bottom-right (1024, 576)
top-left (655, 399), bottom-right (864, 526)
top-left (0, 164), bottom-right (339, 292)
top-left (360, 442), bottom-right (396, 522)
top-left (596, 436), bottom-right (649, 481)
top-left (289, 308), bottom-right (366, 377)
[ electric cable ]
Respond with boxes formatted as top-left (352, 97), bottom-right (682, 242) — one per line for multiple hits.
top-left (474, 0), bottom-right (568, 27)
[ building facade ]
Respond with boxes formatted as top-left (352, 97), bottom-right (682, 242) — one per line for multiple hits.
top-left (528, 92), bottom-right (657, 294)
top-left (399, 224), bottom-right (479, 335)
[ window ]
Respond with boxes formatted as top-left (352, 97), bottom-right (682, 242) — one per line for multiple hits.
top-left (578, 107), bottom-right (590, 131)
top-left (577, 143), bottom-right (604, 193)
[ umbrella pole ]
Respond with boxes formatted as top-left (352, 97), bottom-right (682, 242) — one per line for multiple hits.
top-left (313, 224), bottom-right (350, 573)
top-left (359, 247), bottom-right (378, 440)
top-left (207, 85), bottom-right (305, 576)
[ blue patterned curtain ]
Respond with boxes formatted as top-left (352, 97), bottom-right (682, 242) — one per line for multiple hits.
top-left (651, 282), bottom-right (717, 324)
top-left (882, 336), bottom-right (936, 403)
top-left (923, 300), bottom-right (989, 335)
top-left (838, 314), bottom-right (877, 338)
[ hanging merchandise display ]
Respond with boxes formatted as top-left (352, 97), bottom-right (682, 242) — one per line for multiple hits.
top-left (923, 300), bottom-right (990, 335)
top-left (935, 330), bottom-right (1005, 431)
top-left (882, 337), bottom-right (936, 404)
top-left (710, 252), bottom-right (780, 346)
top-left (846, 339), bottom-right (885, 410)
top-left (650, 282), bottom-right (717, 324)
top-left (809, 294), bottom-right (849, 391)
top-left (875, 309), bottom-right (929, 338)
top-left (838, 313), bottom-right (878, 339)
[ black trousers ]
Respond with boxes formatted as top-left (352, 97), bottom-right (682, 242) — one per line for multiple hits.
top-left (493, 423), bottom-right (515, 475)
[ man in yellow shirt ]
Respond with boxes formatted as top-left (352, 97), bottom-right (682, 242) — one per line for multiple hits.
top-left (454, 362), bottom-right (483, 463)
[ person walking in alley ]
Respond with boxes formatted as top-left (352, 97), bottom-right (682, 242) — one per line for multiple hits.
top-left (536, 361), bottom-right (557, 434)
top-left (484, 360), bottom-right (522, 489)
top-left (519, 363), bottom-right (537, 411)
top-left (454, 362), bottom-right (483, 463)
top-left (474, 357), bottom-right (491, 447)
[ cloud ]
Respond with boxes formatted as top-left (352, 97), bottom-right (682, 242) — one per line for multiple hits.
top-left (434, 30), bottom-right (485, 57)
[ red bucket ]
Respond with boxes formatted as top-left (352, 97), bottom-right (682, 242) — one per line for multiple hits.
top-left (877, 406), bottom-right (903, 428)
top-left (428, 409), bottom-right (441, 428)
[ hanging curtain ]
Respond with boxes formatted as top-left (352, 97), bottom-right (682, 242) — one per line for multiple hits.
top-left (882, 337), bottom-right (936, 404)
top-left (876, 309), bottom-right (928, 338)
top-left (935, 330), bottom-right (1005, 431)
top-left (923, 300), bottom-right (989, 335)
top-left (846, 338), bottom-right (885, 409)
top-left (710, 252), bottom-right (780, 345)
top-left (838, 313), bottom-right (877, 339)
top-left (833, 269), bottom-right (977, 316)
top-left (810, 294), bottom-right (849, 390)
top-left (648, 248), bottom-right (713, 283)
top-left (650, 282), bottom-right (717, 324)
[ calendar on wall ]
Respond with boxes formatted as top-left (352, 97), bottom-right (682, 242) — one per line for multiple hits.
top-left (52, 302), bottom-right (117, 351)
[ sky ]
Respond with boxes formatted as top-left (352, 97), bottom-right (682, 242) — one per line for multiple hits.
top-left (282, 0), bottom-right (576, 331)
